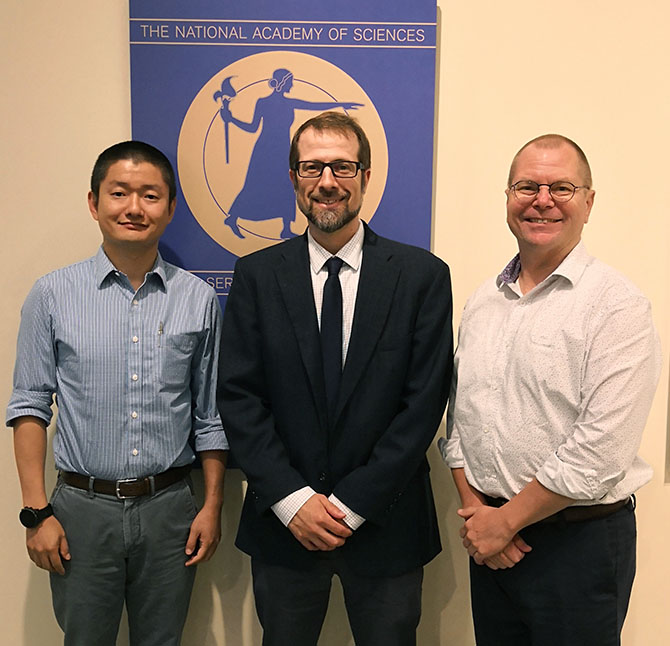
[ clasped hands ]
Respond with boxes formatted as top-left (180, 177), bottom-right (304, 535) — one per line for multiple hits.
top-left (288, 494), bottom-right (352, 552)
top-left (457, 505), bottom-right (531, 570)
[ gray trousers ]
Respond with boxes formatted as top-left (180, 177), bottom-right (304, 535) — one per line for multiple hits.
top-left (49, 476), bottom-right (197, 646)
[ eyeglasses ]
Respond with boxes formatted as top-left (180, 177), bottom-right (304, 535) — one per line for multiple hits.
top-left (294, 160), bottom-right (364, 179)
top-left (509, 180), bottom-right (589, 203)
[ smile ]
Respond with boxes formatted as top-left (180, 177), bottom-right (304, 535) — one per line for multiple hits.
top-left (525, 218), bottom-right (561, 224)
top-left (312, 196), bottom-right (345, 206)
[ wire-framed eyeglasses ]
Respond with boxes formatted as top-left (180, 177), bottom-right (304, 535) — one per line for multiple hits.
top-left (509, 180), bottom-right (589, 203)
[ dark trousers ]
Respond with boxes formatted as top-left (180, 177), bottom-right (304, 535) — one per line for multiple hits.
top-left (251, 555), bottom-right (423, 646)
top-left (470, 503), bottom-right (636, 646)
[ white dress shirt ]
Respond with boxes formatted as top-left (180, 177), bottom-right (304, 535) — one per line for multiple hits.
top-left (440, 242), bottom-right (661, 505)
top-left (272, 222), bottom-right (366, 529)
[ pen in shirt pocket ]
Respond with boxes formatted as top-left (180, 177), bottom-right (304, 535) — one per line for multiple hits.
top-left (158, 321), bottom-right (164, 347)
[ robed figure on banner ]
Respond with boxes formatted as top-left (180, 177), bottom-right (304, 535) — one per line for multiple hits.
top-left (214, 68), bottom-right (363, 240)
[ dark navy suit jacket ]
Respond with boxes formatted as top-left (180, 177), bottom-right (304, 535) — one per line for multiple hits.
top-left (217, 224), bottom-right (453, 576)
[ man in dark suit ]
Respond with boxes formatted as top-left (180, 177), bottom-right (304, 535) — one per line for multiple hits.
top-left (218, 112), bottom-right (452, 646)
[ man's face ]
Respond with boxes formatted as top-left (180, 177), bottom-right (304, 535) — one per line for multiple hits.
top-left (88, 159), bottom-right (175, 252)
top-left (506, 143), bottom-right (594, 258)
top-left (289, 127), bottom-right (371, 234)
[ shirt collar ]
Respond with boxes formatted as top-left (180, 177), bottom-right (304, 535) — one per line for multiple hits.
top-left (497, 254), bottom-right (522, 285)
top-left (307, 220), bottom-right (364, 273)
top-left (94, 246), bottom-right (168, 290)
top-left (496, 241), bottom-right (591, 289)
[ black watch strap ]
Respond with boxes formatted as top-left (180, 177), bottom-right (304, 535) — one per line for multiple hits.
top-left (19, 503), bottom-right (54, 528)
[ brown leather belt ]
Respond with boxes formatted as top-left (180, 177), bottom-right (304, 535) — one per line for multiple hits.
top-left (483, 494), bottom-right (632, 524)
top-left (60, 465), bottom-right (192, 499)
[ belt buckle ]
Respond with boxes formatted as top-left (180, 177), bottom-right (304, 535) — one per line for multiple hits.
top-left (115, 478), bottom-right (138, 499)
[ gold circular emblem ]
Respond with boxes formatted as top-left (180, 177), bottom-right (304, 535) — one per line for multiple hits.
top-left (178, 50), bottom-right (388, 257)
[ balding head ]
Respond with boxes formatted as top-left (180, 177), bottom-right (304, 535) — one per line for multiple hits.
top-left (507, 134), bottom-right (592, 188)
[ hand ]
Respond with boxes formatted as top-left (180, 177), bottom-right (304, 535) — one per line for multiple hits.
top-left (482, 534), bottom-right (532, 570)
top-left (288, 494), bottom-right (353, 551)
top-left (458, 505), bottom-right (518, 564)
top-left (26, 516), bottom-right (70, 575)
top-left (220, 104), bottom-right (232, 122)
top-left (185, 504), bottom-right (222, 567)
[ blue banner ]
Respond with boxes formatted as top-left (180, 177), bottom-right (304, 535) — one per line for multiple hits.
top-left (130, 1), bottom-right (437, 303)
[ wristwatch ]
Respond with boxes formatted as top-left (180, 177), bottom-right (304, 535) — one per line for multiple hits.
top-left (19, 504), bottom-right (54, 528)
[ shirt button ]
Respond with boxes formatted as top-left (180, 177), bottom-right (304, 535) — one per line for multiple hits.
top-left (131, 411), bottom-right (138, 419)
top-left (319, 472), bottom-right (327, 481)
top-left (132, 448), bottom-right (139, 456)
top-left (131, 374), bottom-right (138, 381)
top-left (132, 335), bottom-right (139, 343)
top-left (132, 299), bottom-right (139, 306)
top-left (483, 428), bottom-right (489, 434)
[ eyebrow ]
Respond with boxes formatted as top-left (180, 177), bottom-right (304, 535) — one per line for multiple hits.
top-left (108, 181), bottom-right (164, 192)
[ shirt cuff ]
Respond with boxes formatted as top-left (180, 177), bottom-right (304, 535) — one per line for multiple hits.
top-left (329, 494), bottom-right (365, 530)
top-left (536, 454), bottom-right (601, 500)
top-left (271, 486), bottom-right (315, 527)
top-left (6, 390), bottom-right (54, 428)
top-left (438, 435), bottom-right (464, 469)
top-left (193, 426), bottom-right (229, 452)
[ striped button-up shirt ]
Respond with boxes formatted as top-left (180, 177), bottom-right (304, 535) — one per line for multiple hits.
top-left (6, 247), bottom-right (228, 480)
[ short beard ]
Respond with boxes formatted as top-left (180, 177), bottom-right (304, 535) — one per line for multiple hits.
top-left (302, 203), bottom-right (360, 234)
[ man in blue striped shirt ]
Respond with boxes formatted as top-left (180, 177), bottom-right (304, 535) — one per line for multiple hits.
top-left (7, 141), bottom-right (228, 646)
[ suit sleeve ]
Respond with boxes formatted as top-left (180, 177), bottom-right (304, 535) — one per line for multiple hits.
top-left (217, 262), bottom-right (308, 512)
top-left (332, 259), bottom-right (454, 524)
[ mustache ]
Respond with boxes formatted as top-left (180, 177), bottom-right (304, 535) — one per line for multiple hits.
top-left (311, 189), bottom-right (348, 200)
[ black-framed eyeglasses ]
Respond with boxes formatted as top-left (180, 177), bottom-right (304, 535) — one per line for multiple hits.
top-left (509, 180), bottom-right (589, 203)
top-left (294, 160), bottom-right (364, 179)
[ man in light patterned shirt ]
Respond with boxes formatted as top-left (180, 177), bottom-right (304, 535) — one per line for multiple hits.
top-left (441, 134), bottom-right (661, 646)
top-left (7, 141), bottom-right (228, 646)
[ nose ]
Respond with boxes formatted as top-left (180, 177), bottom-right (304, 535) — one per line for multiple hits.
top-left (316, 165), bottom-right (338, 191)
top-left (126, 193), bottom-right (143, 216)
top-left (533, 184), bottom-right (555, 209)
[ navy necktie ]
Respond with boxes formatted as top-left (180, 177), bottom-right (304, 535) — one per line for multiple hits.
top-left (321, 257), bottom-right (344, 419)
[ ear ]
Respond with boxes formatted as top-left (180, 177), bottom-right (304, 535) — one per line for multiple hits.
top-left (88, 191), bottom-right (99, 221)
top-left (361, 168), bottom-right (371, 194)
top-left (168, 198), bottom-right (177, 221)
top-left (289, 169), bottom-right (298, 191)
top-left (583, 189), bottom-right (595, 223)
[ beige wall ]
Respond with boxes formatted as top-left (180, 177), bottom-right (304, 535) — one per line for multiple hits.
top-left (1, 1), bottom-right (668, 644)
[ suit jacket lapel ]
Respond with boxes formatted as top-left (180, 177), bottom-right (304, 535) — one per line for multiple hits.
top-left (336, 228), bottom-right (400, 422)
top-left (274, 236), bottom-right (329, 428)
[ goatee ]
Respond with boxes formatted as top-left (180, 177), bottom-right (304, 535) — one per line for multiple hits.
top-left (299, 191), bottom-right (361, 234)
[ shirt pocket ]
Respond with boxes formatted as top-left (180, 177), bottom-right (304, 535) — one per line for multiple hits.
top-left (159, 332), bottom-right (199, 388)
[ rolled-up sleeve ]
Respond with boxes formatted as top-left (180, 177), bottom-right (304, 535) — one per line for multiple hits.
top-left (439, 358), bottom-right (464, 469)
top-left (536, 293), bottom-right (661, 500)
top-left (190, 292), bottom-right (229, 452)
top-left (6, 279), bottom-right (56, 426)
